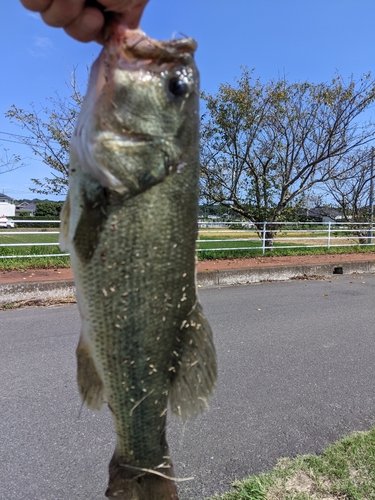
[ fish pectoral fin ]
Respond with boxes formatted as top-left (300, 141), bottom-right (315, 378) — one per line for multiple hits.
top-left (76, 337), bottom-right (105, 411)
top-left (169, 302), bottom-right (217, 421)
top-left (58, 194), bottom-right (70, 251)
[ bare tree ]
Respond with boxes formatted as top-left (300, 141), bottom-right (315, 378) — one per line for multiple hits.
top-left (5, 69), bottom-right (84, 196)
top-left (325, 149), bottom-right (374, 222)
top-left (0, 148), bottom-right (26, 174)
top-left (200, 69), bottom-right (375, 247)
top-left (324, 148), bottom-right (375, 243)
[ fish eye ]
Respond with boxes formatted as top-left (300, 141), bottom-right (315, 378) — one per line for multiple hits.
top-left (168, 76), bottom-right (189, 98)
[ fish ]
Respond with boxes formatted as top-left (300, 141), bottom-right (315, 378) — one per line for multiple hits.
top-left (59, 18), bottom-right (217, 500)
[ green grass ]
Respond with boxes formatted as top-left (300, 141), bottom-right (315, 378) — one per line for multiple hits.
top-left (196, 231), bottom-right (375, 260)
top-left (0, 231), bottom-right (70, 270)
top-left (207, 427), bottom-right (375, 500)
top-left (197, 240), bottom-right (375, 261)
top-left (0, 256), bottom-right (71, 271)
top-left (0, 231), bottom-right (59, 245)
top-left (1, 230), bottom-right (375, 270)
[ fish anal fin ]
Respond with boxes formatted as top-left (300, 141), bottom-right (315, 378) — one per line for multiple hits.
top-left (169, 302), bottom-right (217, 421)
top-left (76, 337), bottom-right (105, 411)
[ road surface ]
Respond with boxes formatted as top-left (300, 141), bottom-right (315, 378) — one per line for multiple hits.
top-left (1, 274), bottom-right (375, 499)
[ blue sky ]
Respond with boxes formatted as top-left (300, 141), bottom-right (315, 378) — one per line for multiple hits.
top-left (2, 0), bottom-right (375, 200)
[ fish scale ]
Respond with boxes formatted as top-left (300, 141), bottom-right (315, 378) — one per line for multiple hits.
top-left (60, 20), bottom-right (216, 500)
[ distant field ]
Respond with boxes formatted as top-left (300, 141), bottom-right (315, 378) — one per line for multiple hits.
top-left (0, 231), bottom-right (69, 270)
top-left (0, 232), bottom-right (61, 254)
top-left (196, 227), bottom-right (371, 259)
top-left (0, 226), bottom-right (374, 270)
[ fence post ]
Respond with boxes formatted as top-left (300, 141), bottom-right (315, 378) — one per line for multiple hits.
top-left (367, 222), bottom-right (373, 245)
top-left (327, 222), bottom-right (331, 249)
top-left (262, 222), bottom-right (267, 254)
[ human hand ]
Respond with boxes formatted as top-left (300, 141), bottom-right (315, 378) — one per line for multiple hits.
top-left (20, 0), bottom-right (149, 43)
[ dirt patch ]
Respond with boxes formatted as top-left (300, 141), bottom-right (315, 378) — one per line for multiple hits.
top-left (285, 472), bottom-right (315, 493)
top-left (1, 252), bottom-right (375, 284)
top-left (197, 252), bottom-right (375, 272)
top-left (0, 296), bottom-right (77, 310)
top-left (268, 472), bottom-right (335, 500)
top-left (0, 267), bottom-right (74, 284)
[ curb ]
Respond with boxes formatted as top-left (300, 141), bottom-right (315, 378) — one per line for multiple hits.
top-left (1, 260), bottom-right (375, 305)
top-left (198, 260), bottom-right (375, 287)
top-left (0, 280), bottom-right (76, 305)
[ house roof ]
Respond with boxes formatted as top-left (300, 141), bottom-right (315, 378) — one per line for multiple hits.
top-left (0, 194), bottom-right (14, 201)
top-left (307, 206), bottom-right (343, 219)
top-left (16, 202), bottom-right (37, 210)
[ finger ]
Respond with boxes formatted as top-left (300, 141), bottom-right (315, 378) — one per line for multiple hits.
top-left (20, 0), bottom-right (52, 12)
top-left (98, 0), bottom-right (143, 13)
top-left (41, 0), bottom-right (86, 27)
top-left (64, 6), bottom-right (104, 42)
top-left (94, 0), bottom-right (149, 44)
top-left (121, 0), bottom-right (148, 29)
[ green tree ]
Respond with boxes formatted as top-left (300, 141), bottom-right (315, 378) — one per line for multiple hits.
top-left (200, 69), bottom-right (375, 247)
top-left (35, 201), bottom-right (63, 218)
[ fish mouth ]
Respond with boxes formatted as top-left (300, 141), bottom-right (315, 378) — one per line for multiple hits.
top-left (121, 32), bottom-right (197, 63)
top-left (106, 18), bottom-right (197, 67)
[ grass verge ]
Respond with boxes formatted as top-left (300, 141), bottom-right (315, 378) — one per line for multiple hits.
top-left (0, 256), bottom-right (71, 271)
top-left (197, 245), bottom-right (375, 261)
top-left (0, 247), bottom-right (375, 271)
top-left (207, 427), bottom-right (375, 500)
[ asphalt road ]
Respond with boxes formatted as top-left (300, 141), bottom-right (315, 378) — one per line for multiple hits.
top-left (1, 274), bottom-right (375, 499)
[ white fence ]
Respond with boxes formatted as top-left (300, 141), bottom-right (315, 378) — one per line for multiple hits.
top-left (0, 220), bottom-right (67, 259)
top-left (197, 221), bottom-right (375, 254)
top-left (0, 220), bottom-right (374, 259)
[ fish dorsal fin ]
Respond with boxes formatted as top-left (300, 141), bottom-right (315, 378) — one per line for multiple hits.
top-left (169, 303), bottom-right (217, 421)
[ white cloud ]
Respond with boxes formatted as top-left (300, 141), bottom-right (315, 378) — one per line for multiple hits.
top-left (34, 37), bottom-right (53, 49)
top-left (28, 37), bottom-right (53, 58)
top-left (27, 12), bottom-right (40, 20)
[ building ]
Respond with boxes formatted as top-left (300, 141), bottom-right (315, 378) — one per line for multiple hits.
top-left (304, 206), bottom-right (344, 223)
top-left (0, 194), bottom-right (16, 217)
top-left (15, 201), bottom-right (37, 216)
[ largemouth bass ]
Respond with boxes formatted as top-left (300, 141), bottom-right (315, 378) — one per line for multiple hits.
top-left (59, 19), bottom-right (216, 500)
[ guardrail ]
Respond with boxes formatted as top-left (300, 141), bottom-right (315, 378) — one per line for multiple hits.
top-left (0, 220), bottom-right (374, 259)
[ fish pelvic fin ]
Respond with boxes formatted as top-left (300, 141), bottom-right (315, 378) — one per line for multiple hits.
top-left (169, 302), bottom-right (217, 421)
top-left (58, 193), bottom-right (70, 251)
top-left (76, 337), bottom-right (105, 411)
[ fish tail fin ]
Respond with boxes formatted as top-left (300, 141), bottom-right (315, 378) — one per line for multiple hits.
top-left (59, 193), bottom-right (70, 251)
top-left (169, 302), bottom-right (217, 421)
top-left (106, 454), bottom-right (178, 500)
top-left (76, 335), bottom-right (105, 411)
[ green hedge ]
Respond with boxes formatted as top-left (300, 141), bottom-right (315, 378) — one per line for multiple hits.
top-left (12, 216), bottom-right (60, 229)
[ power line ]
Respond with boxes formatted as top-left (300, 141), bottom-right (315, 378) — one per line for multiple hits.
top-left (0, 131), bottom-right (60, 146)
top-left (0, 131), bottom-right (33, 139)
top-left (0, 138), bottom-right (32, 146)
